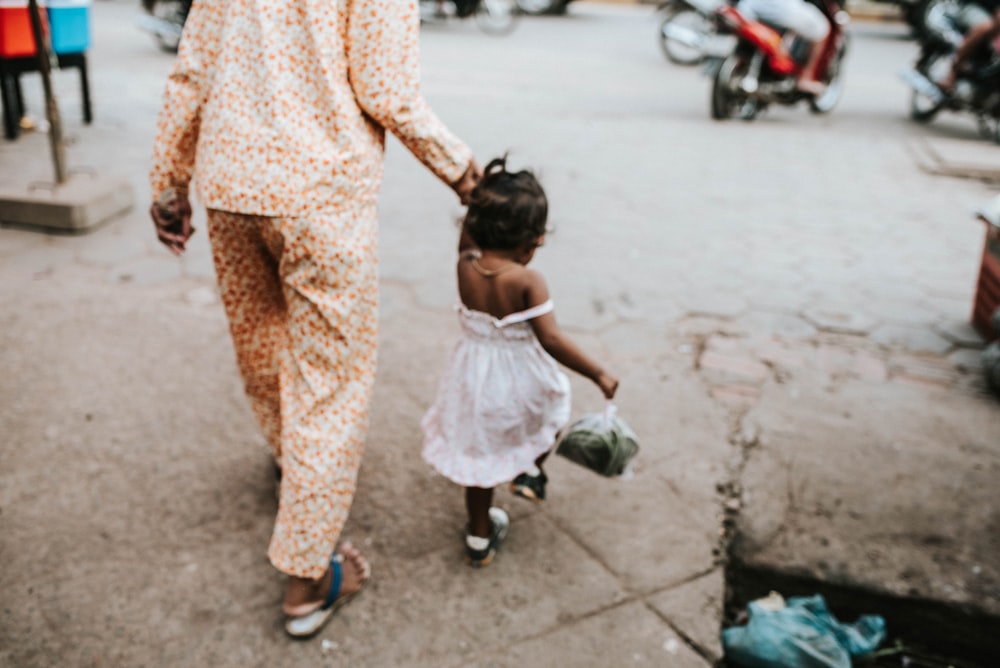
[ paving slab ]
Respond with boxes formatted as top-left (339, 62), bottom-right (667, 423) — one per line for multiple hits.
top-left (910, 136), bottom-right (1000, 183)
top-left (646, 569), bottom-right (726, 662)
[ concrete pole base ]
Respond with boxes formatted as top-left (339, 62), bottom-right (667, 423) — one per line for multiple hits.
top-left (0, 171), bottom-right (134, 233)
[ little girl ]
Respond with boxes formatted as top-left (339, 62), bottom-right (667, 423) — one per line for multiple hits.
top-left (421, 157), bottom-right (619, 567)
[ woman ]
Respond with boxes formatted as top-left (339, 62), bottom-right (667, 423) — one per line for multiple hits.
top-left (149, 0), bottom-right (480, 637)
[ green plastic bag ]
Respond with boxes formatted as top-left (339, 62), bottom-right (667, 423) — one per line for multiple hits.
top-left (555, 403), bottom-right (639, 477)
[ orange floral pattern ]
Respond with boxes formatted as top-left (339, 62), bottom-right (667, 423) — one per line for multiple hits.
top-left (208, 207), bottom-right (379, 579)
top-left (150, 0), bottom-right (473, 215)
top-left (150, 0), bottom-right (474, 579)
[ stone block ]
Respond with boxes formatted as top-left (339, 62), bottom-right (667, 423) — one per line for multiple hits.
top-left (870, 323), bottom-right (953, 355)
top-left (935, 320), bottom-right (987, 349)
top-left (802, 306), bottom-right (878, 336)
top-left (699, 351), bottom-right (770, 384)
top-left (710, 383), bottom-right (763, 407)
top-left (0, 172), bottom-right (134, 232)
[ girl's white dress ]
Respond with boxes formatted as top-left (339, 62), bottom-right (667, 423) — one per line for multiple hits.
top-left (421, 300), bottom-right (571, 488)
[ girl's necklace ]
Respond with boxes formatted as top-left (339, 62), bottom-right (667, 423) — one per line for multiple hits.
top-left (470, 257), bottom-right (518, 278)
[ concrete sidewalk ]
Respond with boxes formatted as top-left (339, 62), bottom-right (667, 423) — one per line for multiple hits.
top-left (1, 2), bottom-right (998, 667)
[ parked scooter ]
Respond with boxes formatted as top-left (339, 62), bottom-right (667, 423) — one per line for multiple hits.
top-left (708, 0), bottom-right (849, 120)
top-left (419, 0), bottom-right (520, 34)
top-left (516, 0), bottom-right (575, 14)
top-left (136, 0), bottom-right (190, 53)
top-left (899, 0), bottom-right (1000, 143)
top-left (657, 0), bottom-right (732, 65)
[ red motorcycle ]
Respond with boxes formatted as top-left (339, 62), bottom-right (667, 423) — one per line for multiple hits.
top-left (708, 0), bottom-right (850, 120)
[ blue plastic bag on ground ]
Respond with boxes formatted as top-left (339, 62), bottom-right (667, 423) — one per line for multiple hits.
top-left (722, 593), bottom-right (886, 668)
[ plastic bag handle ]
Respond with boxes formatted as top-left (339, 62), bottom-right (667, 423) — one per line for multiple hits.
top-left (603, 400), bottom-right (617, 424)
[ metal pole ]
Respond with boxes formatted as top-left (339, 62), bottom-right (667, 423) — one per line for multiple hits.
top-left (27, 0), bottom-right (67, 185)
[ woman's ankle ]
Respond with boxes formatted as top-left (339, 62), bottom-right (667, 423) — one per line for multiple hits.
top-left (283, 571), bottom-right (331, 616)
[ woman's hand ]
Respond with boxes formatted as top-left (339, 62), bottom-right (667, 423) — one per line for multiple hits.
top-left (151, 188), bottom-right (194, 256)
top-left (452, 159), bottom-right (482, 205)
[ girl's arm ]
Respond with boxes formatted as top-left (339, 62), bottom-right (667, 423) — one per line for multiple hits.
top-left (524, 273), bottom-right (619, 399)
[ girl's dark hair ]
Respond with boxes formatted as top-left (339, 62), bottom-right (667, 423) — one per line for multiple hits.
top-left (462, 156), bottom-right (548, 251)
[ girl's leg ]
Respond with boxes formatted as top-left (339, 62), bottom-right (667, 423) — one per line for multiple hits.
top-left (464, 487), bottom-right (509, 568)
top-left (511, 446), bottom-right (554, 502)
top-left (465, 486), bottom-right (494, 538)
top-left (534, 451), bottom-right (550, 470)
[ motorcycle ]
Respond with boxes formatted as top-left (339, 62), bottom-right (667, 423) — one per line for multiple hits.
top-left (419, 0), bottom-right (520, 35)
top-left (516, 0), bottom-right (575, 15)
top-left (137, 0), bottom-right (518, 51)
top-left (899, 0), bottom-right (1000, 143)
top-left (136, 0), bottom-right (190, 53)
top-left (707, 0), bottom-right (850, 120)
top-left (657, 0), bottom-right (733, 66)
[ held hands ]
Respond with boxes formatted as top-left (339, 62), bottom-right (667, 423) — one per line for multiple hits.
top-left (452, 159), bottom-right (482, 205)
top-left (150, 187), bottom-right (194, 256)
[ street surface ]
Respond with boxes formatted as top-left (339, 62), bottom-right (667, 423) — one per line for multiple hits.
top-left (1, 1), bottom-right (998, 666)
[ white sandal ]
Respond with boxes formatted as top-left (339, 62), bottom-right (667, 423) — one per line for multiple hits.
top-left (284, 549), bottom-right (371, 638)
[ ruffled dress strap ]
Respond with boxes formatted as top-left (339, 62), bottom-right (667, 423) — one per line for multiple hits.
top-left (496, 300), bottom-right (554, 327)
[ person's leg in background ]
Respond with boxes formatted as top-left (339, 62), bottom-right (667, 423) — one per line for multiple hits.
top-left (790, 2), bottom-right (832, 95)
top-left (939, 6), bottom-right (998, 93)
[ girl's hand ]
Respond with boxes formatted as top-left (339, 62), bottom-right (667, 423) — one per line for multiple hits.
top-left (597, 371), bottom-right (619, 399)
top-left (452, 159), bottom-right (482, 205)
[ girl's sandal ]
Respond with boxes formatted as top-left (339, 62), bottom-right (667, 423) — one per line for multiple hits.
top-left (510, 470), bottom-right (547, 503)
top-left (284, 549), bottom-right (371, 638)
top-left (466, 507), bottom-right (510, 568)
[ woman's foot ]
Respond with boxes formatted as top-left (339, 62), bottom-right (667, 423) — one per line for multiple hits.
top-left (796, 78), bottom-right (827, 97)
top-left (283, 542), bottom-right (370, 616)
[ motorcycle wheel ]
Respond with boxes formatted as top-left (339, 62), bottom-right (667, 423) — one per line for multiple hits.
top-left (910, 51), bottom-right (950, 123)
top-left (711, 53), bottom-right (759, 120)
top-left (980, 115), bottom-right (1000, 145)
top-left (912, 0), bottom-right (953, 39)
top-left (516, 0), bottom-right (566, 15)
top-left (151, 0), bottom-right (185, 53)
top-left (809, 34), bottom-right (848, 114)
top-left (659, 7), bottom-right (712, 66)
top-left (475, 0), bottom-right (520, 34)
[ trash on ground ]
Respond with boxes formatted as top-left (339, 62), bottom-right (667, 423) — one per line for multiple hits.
top-left (722, 592), bottom-right (886, 668)
top-left (983, 341), bottom-right (1000, 394)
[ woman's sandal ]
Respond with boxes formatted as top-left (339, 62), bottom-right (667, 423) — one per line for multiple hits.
top-left (284, 549), bottom-right (371, 638)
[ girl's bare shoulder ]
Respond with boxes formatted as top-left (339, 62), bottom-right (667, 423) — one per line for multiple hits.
top-left (511, 266), bottom-right (550, 306)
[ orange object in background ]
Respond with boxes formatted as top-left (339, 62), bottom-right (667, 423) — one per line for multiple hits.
top-left (973, 207), bottom-right (1000, 342)
top-left (0, 1), bottom-right (49, 58)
